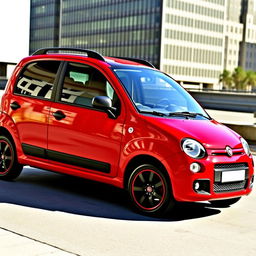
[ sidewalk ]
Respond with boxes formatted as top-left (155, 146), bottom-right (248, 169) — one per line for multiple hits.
top-left (250, 144), bottom-right (256, 154)
top-left (0, 228), bottom-right (76, 256)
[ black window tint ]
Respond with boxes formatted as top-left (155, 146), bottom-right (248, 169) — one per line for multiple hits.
top-left (60, 63), bottom-right (119, 108)
top-left (15, 61), bottom-right (60, 99)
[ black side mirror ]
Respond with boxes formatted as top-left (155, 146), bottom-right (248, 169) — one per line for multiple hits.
top-left (92, 96), bottom-right (117, 119)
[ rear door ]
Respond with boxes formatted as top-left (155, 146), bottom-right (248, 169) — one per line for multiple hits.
top-left (10, 61), bottom-right (61, 156)
top-left (47, 62), bottom-right (125, 177)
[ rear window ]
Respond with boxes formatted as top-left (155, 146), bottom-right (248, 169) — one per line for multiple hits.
top-left (14, 61), bottom-right (60, 100)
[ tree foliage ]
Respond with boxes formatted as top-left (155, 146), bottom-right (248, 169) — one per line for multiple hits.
top-left (219, 67), bottom-right (256, 91)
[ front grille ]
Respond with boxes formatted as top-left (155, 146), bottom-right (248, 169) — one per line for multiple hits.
top-left (214, 162), bottom-right (248, 193)
top-left (214, 181), bottom-right (247, 193)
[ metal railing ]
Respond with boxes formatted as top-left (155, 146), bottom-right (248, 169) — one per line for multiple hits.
top-left (188, 89), bottom-right (256, 113)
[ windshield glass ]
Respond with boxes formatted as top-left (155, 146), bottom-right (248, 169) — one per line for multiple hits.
top-left (113, 68), bottom-right (209, 119)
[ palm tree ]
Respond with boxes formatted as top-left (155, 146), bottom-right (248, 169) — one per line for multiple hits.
top-left (219, 69), bottom-right (233, 89)
top-left (245, 70), bottom-right (256, 90)
top-left (232, 67), bottom-right (247, 91)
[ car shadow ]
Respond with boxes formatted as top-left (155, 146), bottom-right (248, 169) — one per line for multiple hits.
top-left (0, 167), bottom-right (221, 221)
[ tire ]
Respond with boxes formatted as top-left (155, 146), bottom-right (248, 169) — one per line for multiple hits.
top-left (0, 136), bottom-right (23, 181)
top-left (128, 164), bottom-right (175, 217)
top-left (210, 197), bottom-right (241, 207)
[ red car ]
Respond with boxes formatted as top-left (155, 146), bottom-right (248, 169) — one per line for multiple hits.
top-left (0, 48), bottom-right (254, 216)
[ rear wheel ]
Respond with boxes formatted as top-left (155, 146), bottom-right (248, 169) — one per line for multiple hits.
top-left (0, 136), bottom-right (23, 180)
top-left (128, 164), bottom-right (175, 217)
top-left (210, 197), bottom-right (241, 207)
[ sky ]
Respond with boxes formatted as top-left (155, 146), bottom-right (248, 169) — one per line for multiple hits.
top-left (0, 0), bottom-right (30, 63)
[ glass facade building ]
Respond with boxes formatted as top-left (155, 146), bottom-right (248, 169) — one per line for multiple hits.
top-left (30, 0), bottom-right (162, 67)
top-left (30, 0), bottom-right (60, 53)
top-left (29, 0), bottom-right (256, 88)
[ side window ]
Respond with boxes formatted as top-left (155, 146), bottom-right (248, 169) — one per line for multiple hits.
top-left (14, 61), bottom-right (60, 100)
top-left (60, 63), bottom-right (119, 108)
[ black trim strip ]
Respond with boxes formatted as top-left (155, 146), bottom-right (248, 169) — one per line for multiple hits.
top-left (22, 143), bottom-right (111, 174)
top-left (22, 144), bottom-right (46, 158)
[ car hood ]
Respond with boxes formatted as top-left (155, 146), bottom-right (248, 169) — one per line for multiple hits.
top-left (143, 117), bottom-right (242, 149)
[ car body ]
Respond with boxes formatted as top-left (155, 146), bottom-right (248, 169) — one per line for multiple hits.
top-left (0, 48), bottom-right (254, 216)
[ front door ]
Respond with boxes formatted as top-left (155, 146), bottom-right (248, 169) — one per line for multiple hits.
top-left (47, 62), bottom-right (125, 177)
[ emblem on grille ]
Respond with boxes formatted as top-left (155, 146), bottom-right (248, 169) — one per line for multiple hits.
top-left (225, 146), bottom-right (233, 157)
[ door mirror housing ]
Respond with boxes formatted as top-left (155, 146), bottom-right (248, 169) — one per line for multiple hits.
top-left (92, 95), bottom-right (112, 109)
top-left (92, 96), bottom-right (117, 119)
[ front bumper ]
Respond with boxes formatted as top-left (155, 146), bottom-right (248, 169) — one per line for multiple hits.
top-left (169, 152), bottom-right (254, 202)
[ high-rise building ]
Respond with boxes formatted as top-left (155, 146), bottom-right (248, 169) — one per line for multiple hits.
top-left (238, 0), bottom-right (256, 70)
top-left (30, 0), bottom-right (162, 68)
top-left (30, 0), bottom-right (60, 51)
top-left (161, 0), bottom-right (226, 88)
top-left (224, 0), bottom-right (243, 71)
top-left (29, 0), bottom-right (256, 89)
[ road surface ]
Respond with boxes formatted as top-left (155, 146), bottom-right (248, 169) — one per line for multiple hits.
top-left (0, 161), bottom-right (255, 256)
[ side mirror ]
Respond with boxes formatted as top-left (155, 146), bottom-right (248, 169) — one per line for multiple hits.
top-left (92, 96), bottom-right (117, 119)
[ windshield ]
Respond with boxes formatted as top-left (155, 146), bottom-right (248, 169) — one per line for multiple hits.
top-left (113, 68), bottom-right (209, 119)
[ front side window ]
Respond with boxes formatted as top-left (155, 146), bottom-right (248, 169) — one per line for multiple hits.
top-left (15, 61), bottom-right (60, 99)
top-left (60, 63), bottom-right (119, 108)
top-left (114, 68), bottom-right (209, 119)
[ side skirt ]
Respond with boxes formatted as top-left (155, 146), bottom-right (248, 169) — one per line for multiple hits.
top-left (22, 143), bottom-right (111, 174)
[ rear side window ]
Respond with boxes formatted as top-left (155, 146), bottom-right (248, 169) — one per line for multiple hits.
top-left (14, 61), bottom-right (60, 100)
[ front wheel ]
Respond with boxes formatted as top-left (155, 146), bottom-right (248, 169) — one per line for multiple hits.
top-left (0, 136), bottom-right (23, 181)
top-left (128, 164), bottom-right (175, 217)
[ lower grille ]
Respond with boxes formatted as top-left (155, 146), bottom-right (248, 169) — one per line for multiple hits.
top-left (214, 162), bottom-right (248, 193)
top-left (214, 181), bottom-right (247, 193)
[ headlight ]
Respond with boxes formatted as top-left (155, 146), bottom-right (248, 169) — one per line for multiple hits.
top-left (182, 138), bottom-right (206, 159)
top-left (241, 137), bottom-right (250, 155)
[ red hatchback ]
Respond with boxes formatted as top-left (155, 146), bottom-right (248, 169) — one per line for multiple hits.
top-left (0, 48), bottom-right (254, 216)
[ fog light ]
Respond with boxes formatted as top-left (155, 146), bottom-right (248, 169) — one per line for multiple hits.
top-left (193, 180), bottom-right (210, 194)
top-left (194, 182), bottom-right (200, 190)
top-left (190, 162), bottom-right (201, 173)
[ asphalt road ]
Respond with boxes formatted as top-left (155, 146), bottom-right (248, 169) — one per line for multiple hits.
top-left (0, 163), bottom-right (255, 256)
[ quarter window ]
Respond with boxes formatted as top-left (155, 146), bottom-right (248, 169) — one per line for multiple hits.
top-left (15, 61), bottom-right (60, 100)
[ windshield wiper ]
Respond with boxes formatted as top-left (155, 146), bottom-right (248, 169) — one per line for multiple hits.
top-left (168, 111), bottom-right (211, 119)
top-left (140, 110), bottom-right (167, 117)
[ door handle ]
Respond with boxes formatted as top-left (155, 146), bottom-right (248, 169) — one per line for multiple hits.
top-left (10, 101), bottom-right (21, 110)
top-left (52, 110), bottom-right (66, 120)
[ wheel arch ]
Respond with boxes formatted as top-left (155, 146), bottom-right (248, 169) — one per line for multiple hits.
top-left (123, 154), bottom-right (172, 190)
top-left (0, 126), bottom-right (16, 145)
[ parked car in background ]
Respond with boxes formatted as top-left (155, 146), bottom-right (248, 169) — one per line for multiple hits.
top-left (0, 48), bottom-right (254, 216)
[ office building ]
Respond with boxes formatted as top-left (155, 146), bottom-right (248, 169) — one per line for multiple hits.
top-left (30, 0), bottom-right (61, 51)
top-left (161, 0), bottom-right (226, 88)
top-left (29, 0), bottom-right (256, 89)
top-left (30, 0), bottom-right (162, 68)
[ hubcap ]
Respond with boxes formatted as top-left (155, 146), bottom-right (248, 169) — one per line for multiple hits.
top-left (0, 140), bottom-right (13, 174)
top-left (131, 169), bottom-right (166, 211)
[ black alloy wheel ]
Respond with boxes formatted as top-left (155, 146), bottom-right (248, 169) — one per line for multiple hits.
top-left (0, 136), bottom-right (23, 180)
top-left (128, 164), bottom-right (175, 216)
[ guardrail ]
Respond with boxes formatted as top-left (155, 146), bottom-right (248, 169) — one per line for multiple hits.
top-left (188, 90), bottom-right (256, 113)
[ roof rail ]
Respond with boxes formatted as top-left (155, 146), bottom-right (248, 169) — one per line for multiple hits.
top-left (32, 47), bottom-right (105, 62)
top-left (113, 57), bottom-right (155, 68)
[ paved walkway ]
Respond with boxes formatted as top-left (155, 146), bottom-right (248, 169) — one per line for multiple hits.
top-left (206, 109), bottom-right (255, 125)
top-left (1, 109), bottom-right (255, 255)
top-left (0, 227), bottom-right (76, 256)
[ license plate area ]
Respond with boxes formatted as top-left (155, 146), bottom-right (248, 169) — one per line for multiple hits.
top-left (221, 170), bottom-right (246, 183)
